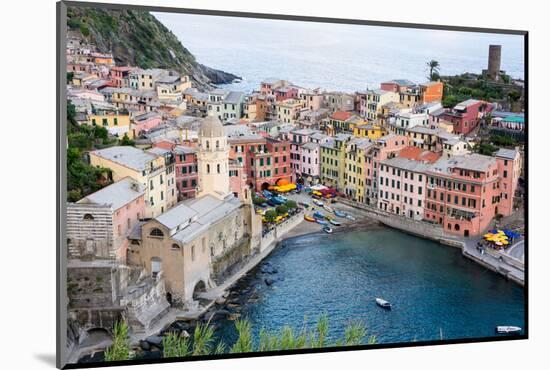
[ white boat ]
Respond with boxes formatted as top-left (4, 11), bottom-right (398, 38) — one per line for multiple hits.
top-left (345, 214), bottom-right (356, 221)
top-left (322, 226), bottom-right (333, 234)
top-left (323, 205), bottom-right (334, 213)
top-left (313, 199), bottom-right (324, 207)
top-left (496, 326), bottom-right (522, 334)
top-left (375, 298), bottom-right (392, 309)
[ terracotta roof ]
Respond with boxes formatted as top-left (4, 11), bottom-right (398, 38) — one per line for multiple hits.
top-left (398, 146), bottom-right (441, 163)
top-left (330, 111), bottom-right (354, 121)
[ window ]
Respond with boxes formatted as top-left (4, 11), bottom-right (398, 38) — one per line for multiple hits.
top-left (191, 245), bottom-right (196, 261)
top-left (150, 228), bottom-right (164, 237)
top-left (217, 164), bottom-right (221, 173)
top-left (171, 243), bottom-right (181, 251)
top-left (83, 213), bottom-right (94, 220)
top-left (113, 117), bottom-right (118, 126)
top-left (207, 164), bottom-right (210, 174)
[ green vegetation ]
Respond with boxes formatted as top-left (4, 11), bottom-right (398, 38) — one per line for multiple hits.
top-left (107, 315), bottom-right (374, 362)
top-left (426, 60), bottom-right (440, 81)
top-left (284, 200), bottom-right (297, 210)
top-left (475, 143), bottom-right (498, 156)
top-left (67, 6), bottom-right (195, 71)
top-left (253, 196), bottom-right (267, 205)
top-left (66, 100), bottom-right (112, 202)
top-left (264, 210), bottom-right (277, 222)
top-left (275, 205), bottom-right (288, 215)
top-left (104, 321), bottom-right (131, 361)
top-left (441, 74), bottom-right (517, 108)
top-left (120, 134), bottom-right (135, 146)
top-left (490, 134), bottom-right (517, 147)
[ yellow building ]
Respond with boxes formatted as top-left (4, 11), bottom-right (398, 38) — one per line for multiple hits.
top-left (363, 89), bottom-right (400, 121)
top-left (344, 138), bottom-right (373, 203)
top-left (88, 112), bottom-right (133, 138)
top-left (89, 146), bottom-right (178, 218)
top-left (276, 99), bottom-right (302, 124)
top-left (353, 123), bottom-right (387, 139)
top-left (320, 133), bottom-right (352, 190)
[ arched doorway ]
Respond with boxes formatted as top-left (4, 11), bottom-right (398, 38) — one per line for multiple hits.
top-left (81, 328), bottom-right (111, 346)
top-left (192, 280), bottom-right (207, 301)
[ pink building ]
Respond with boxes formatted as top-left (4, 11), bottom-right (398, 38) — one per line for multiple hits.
top-left (173, 146), bottom-right (198, 200)
top-left (442, 99), bottom-right (493, 135)
top-left (424, 154), bottom-right (502, 237)
top-left (229, 159), bottom-right (248, 199)
top-left (274, 86), bottom-right (298, 102)
top-left (76, 177), bottom-right (145, 261)
top-left (364, 134), bottom-right (410, 205)
top-left (131, 111), bottom-right (162, 137)
top-left (380, 79), bottom-right (416, 93)
top-left (495, 148), bottom-right (522, 217)
top-left (110, 66), bottom-right (133, 88)
top-left (378, 157), bottom-right (430, 220)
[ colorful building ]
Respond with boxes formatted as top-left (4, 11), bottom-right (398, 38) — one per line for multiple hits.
top-left (320, 133), bottom-right (352, 190)
top-left (276, 99), bottom-right (303, 124)
top-left (378, 157), bottom-right (430, 220)
top-left (90, 146), bottom-right (177, 218)
top-left (344, 138), bottom-right (373, 203)
top-left (87, 111), bottom-right (132, 138)
top-left (72, 177), bottom-right (145, 261)
top-left (442, 99), bottom-right (493, 135)
top-left (424, 154), bottom-right (502, 237)
top-left (353, 123), bottom-right (387, 139)
top-left (494, 148), bottom-right (522, 217)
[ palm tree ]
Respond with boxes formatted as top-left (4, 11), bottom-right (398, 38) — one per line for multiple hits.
top-left (426, 60), bottom-right (440, 81)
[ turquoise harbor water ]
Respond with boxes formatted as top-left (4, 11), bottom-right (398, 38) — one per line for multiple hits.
top-left (214, 229), bottom-right (524, 346)
top-left (154, 12), bottom-right (524, 93)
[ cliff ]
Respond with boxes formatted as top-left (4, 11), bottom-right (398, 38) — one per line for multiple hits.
top-left (66, 6), bottom-right (239, 89)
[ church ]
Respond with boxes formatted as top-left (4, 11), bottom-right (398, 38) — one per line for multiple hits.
top-left (127, 115), bottom-right (262, 308)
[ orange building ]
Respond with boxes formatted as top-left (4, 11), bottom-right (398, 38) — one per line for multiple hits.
top-left (420, 81), bottom-right (444, 103)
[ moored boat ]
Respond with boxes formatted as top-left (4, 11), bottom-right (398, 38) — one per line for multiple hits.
top-left (323, 205), bottom-right (334, 213)
top-left (334, 210), bottom-right (346, 218)
top-left (313, 199), bottom-right (324, 207)
top-left (323, 226), bottom-right (333, 234)
top-left (375, 298), bottom-right (392, 309)
top-left (304, 214), bottom-right (315, 222)
top-left (316, 219), bottom-right (329, 226)
top-left (345, 214), bottom-right (356, 221)
top-left (313, 211), bottom-right (325, 219)
top-left (496, 326), bottom-right (522, 334)
top-left (329, 219), bottom-right (341, 226)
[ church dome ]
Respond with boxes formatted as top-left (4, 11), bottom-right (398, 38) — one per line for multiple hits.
top-left (199, 115), bottom-right (225, 138)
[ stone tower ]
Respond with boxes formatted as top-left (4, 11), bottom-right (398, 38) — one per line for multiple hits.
top-left (487, 45), bottom-right (502, 81)
top-left (197, 115), bottom-right (231, 200)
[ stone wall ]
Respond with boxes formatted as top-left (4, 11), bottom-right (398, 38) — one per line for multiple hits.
top-left (340, 199), bottom-right (446, 241)
top-left (210, 236), bottom-right (252, 284)
top-left (67, 203), bottom-right (114, 259)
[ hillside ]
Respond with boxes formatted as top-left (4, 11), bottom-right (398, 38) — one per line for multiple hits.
top-left (66, 6), bottom-right (239, 88)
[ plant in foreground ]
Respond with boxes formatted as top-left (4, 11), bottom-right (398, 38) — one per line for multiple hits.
top-left (105, 314), bottom-right (376, 361)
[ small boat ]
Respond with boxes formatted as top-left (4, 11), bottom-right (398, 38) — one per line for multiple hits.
top-left (304, 214), bottom-right (315, 222)
top-left (323, 205), bottom-right (334, 213)
top-left (345, 214), bottom-right (356, 221)
top-left (375, 298), bottom-right (392, 310)
top-left (313, 199), bottom-right (324, 207)
top-left (300, 202), bottom-right (310, 208)
top-left (334, 210), bottom-right (346, 218)
top-left (313, 211), bottom-right (325, 219)
top-left (323, 226), bottom-right (333, 234)
top-left (329, 219), bottom-right (341, 226)
top-left (316, 219), bottom-right (329, 226)
top-left (496, 326), bottom-right (522, 334)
